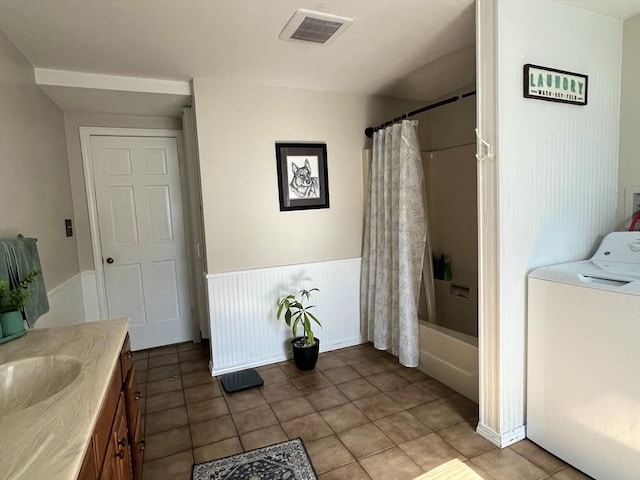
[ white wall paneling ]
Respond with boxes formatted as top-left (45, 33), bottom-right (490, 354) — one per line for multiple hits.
top-left (206, 258), bottom-right (363, 375)
top-left (36, 272), bottom-right (86, 329)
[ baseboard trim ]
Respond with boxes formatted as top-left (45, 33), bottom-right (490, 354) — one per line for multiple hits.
top-left (210, 335), bottom-right (366, 377)
top-left (476, 422), bottom-right (526, 448)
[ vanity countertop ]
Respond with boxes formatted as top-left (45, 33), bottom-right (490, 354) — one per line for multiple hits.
top-left (0, 318), bottom-right (129, 480)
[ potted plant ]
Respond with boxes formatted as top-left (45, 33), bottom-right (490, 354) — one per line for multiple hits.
top-left (0, 270), bottom-right (39, 339)
top-left (276, 287), bottom-right (322, 370)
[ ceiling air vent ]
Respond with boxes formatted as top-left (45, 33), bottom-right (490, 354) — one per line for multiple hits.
top-left (279, 9), bottom-right (353, 45)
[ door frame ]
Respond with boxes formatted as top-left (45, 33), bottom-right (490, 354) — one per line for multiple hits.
top-left (79, 127), bottom-right (190, 325)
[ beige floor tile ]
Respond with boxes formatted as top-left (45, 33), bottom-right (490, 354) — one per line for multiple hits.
top-left (333, 346), bottom-right (374, 363)
top-left (400, 433), bottom-right (465, 471)
top-left (145, 390), bottom-right (185, 414)
top-left (551, 466), bottom-right (595, 480)
top-left (178, 348), bottom-right (208, 363)
top-left (186, 397), bottom-right (229, 424)
top-left (353, 392), bottom-right (404, 420)
top-left (322, 365), bottom-right (361, 384)
top-left (184, 382), bottom-right (222, 404)
top-left (181, 370), bottom-right (217, 388)
top-left (270, 396), bottom-right (316, 422)
top-left (366, 371), bottom-right (409, 392)
top-left (291, 372), bottom-right (334, 393)
top-left (394, 366), bottom-right (430, 383)
top-left (146, 363), bottom-right (181, 382)
top-left (470, 448), bottom-right (548, 480)
top-left (190, 414), bottom-right (237, 448)
top-left (180, 359), bottom-right (209, 374)
top-left (148, 353), bottom-right (179, 368)
top-left (319, 462), bottom-right (372, 480)
top-left (145, 406), bottom-right (189, 435)
top-left (280, 360), bottom-right (316, 379)
top-left (386, 384), bottom-right (435, 409)
top-left (337, 378), bottom-right (381, 401)
top-left (146, 376), bottom-right (183, 397)
top-left (256, 365), bottom-right (289, 384)
top-left (375, 410), bottom-right (431, 444)
top-left (316, 354), bottom-right (348, 371)
top-left (437, 420), bottom-right (495, 458)
top-left (320, 402), bottom-right (369, 433)
top-left (261, 379), bottom-right (303, 403)
top-left (439, 393), bottom-right (479, 419)
top-left (231, 404), bottom-right (278, 434)
top-left (177, 341), bottom-right (204, 352)
top-left (281, 412), bottom-right (333, 443)
top-left (240, 424), bottom-right (288, 451)
top-left (359, 446), bottom-right (423, 480)
top-left (415, 379), bottom-right (455, 399)
top-left (305, 386), bottom-right (350, 411)
top-left (306, 434), bottom-right (355, 474)
top-left (409, 400), bottom-right (465, 431)
top-left (133, 357), bottom-right (149, 371)
top-left (337, 423), bottom-right (394, 459)
top-left (225, 387), bottom-right (268, 412)
top-left (351, 358), bottom-right (393, 376)
top-left (142, 450), bottom-right (193, 480)
top-left (148, 345), bottom-right (179, 358)
top-left (193, 437), bottom-right (243, 464)
top-left (144, 425), bottom-right (192, 461)
top-left (509, 439), bottom-right (566, 475)
top-left (133, 349), bottom-right (150, 359)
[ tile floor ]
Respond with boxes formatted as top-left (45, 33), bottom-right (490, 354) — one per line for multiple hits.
top-left (134, 342), bottom-right (593, 480)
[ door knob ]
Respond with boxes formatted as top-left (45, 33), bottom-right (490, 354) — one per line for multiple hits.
top-left (106, 257), bottom-right (114, 264)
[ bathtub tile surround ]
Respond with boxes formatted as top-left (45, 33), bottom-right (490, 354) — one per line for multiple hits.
top-left (135, 342), bottom-right (592, 480)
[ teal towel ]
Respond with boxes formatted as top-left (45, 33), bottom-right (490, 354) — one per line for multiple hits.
top-left (0, 238), bottom-right (49, 328)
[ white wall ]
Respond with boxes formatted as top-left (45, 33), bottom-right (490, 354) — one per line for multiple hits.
top-left (496, 0), bottom-right (621, 437)
top-left (416, 93), bottom-right (476, 151)
top-left (619, 14), bottom-right (640, 229)
top-left (0, 30), bottom-right (78, 291)
top-left (192, 79), bottom-right (418, 274)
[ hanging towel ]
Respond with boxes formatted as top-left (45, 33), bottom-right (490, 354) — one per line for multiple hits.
top-left (0, 238), bottom-right (49, 328)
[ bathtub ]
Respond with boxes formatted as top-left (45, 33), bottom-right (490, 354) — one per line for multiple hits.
top-left (418, 320), bottom-right (479, 403)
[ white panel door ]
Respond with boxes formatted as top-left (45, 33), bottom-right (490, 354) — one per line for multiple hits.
top-left (91, 135), bottom-right (191, 350)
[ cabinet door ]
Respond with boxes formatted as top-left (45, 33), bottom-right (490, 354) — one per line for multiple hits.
top-left (124, 362), bottom-right (141, 435)
top-left (130, 412), bottom-right (145, 480)
top-left (100, 394), bottom-right (133, 480)
top-left (77, 437), bottom-right (97, 480)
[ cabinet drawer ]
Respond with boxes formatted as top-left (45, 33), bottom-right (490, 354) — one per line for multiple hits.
top-left (120, 333), bottom-right (133, 382)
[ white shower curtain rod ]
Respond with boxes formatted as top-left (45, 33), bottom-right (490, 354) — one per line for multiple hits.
top-left (364, 90), bottom-right (476, 138)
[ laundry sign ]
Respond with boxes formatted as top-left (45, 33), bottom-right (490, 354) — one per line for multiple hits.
top-left (523, 64), bottom-right (588, 105)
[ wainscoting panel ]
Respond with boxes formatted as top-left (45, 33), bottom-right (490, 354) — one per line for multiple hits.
top-left (36, 272), bottom-right (86, 329)
top-left (206, 258), bottom-right (363, 375)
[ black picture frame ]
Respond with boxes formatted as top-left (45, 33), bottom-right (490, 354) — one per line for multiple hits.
top-left (523, 64), bottom-right (588, 106)
top-left (275, 143), bottom-right (329, 211)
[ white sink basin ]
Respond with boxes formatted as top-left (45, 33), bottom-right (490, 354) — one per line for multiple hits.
top-left (0, 355), bottom-right (82, 416)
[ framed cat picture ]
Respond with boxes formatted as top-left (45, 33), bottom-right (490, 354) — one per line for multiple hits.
top-left (275, 142), bottom-right (329, 211)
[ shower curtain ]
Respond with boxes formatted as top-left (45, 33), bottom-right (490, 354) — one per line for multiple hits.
top-left (360, 120), bottom-right (435, 367)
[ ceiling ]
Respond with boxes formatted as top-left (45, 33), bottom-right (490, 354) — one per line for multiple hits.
top-left (0, 0), bottom-right (638, 116)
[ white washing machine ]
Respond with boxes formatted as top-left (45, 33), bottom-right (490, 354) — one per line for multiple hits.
top-left (527, 232), bottom-right (640, 480)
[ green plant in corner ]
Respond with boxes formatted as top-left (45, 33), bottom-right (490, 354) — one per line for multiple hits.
top-left (276, 288), bottom-right (321, 347)
top-left (0, 270), bottom-right (40, 313)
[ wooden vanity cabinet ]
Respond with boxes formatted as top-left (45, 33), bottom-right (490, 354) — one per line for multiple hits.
top-left (79, 333), bottom-right (144, 480)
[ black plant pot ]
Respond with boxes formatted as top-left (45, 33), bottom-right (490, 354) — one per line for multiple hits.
top-left (291, 337), bottom-right (320, 371)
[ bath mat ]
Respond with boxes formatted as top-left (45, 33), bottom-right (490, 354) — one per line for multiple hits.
top-left (192, 438), bottom-right (317, 480)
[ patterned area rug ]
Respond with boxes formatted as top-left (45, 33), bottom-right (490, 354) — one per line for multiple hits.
top-left (192, 438), bottom-right (318, 480)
